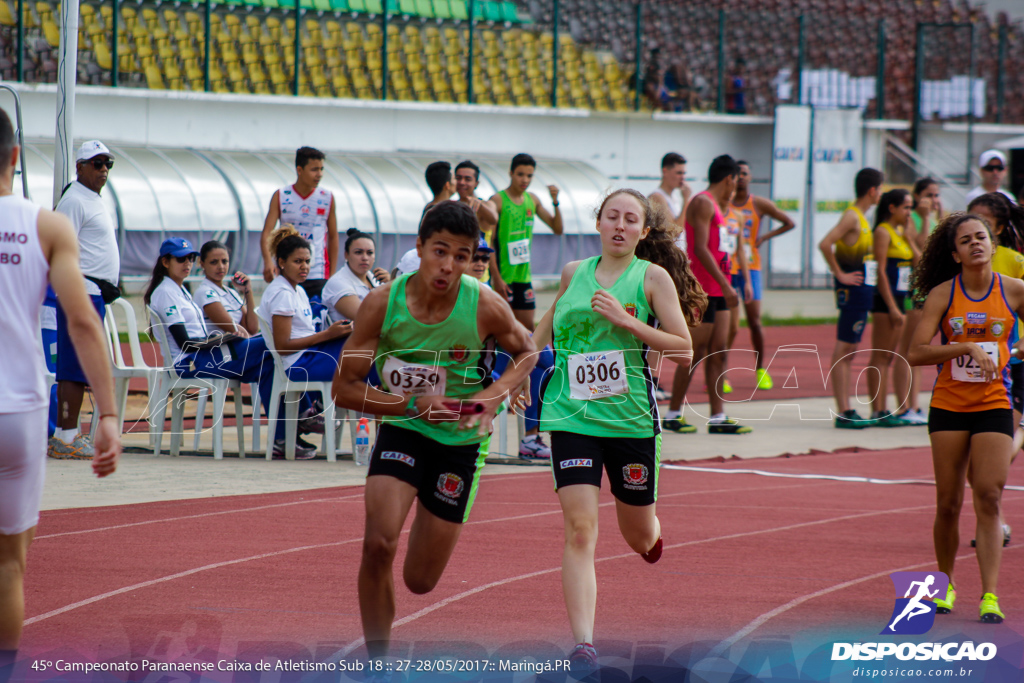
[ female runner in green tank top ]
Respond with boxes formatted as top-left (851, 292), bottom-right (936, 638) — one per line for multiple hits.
top-left (534, 189), bottom-right (701, 672)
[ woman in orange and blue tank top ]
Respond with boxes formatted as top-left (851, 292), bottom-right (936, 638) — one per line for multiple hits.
top-left (908, 212), bottom-right (1024, 625)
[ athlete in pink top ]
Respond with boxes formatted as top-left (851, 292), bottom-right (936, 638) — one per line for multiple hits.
top-left (663, 155), bottom-right (749, 434)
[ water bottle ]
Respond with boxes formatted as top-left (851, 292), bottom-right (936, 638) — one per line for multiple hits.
top-left (355, 417), bottom-right (371, 466)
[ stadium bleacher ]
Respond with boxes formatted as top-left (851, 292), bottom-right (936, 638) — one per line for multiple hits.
top-left (1, 0), bottom-right (1022, 123)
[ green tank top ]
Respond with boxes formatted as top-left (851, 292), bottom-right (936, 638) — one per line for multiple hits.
top-left (375, 273), bottom-right (493, 445)
top-left (496, 190), bottom-right (536, 284)
top-left (540, 256), bottom-right (659, 438)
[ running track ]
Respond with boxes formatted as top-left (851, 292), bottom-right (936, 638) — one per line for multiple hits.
top-left (22, 447), bottom-right (1023, 666)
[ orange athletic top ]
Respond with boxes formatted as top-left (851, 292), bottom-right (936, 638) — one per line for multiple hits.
top-left (931, 273), bottom-right (1017, 413)
top-left (730, 195), bottom-right (761, 274)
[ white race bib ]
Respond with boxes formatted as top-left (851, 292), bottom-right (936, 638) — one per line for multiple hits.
top-left (896, 265), bottom-right (911, 292)
top-left (743, 241), bottom-right (753, 263)
top-left (950, 341), bottom-right (999, 382)
top-left (719, 225), bottom-right (737, 255)
top-left (382, 356), bottom-right (447, 397)
top-left (507, 238), bottom-right (531, 266)
top-left (864, 260), bottom-right (878, 287)
top-left (568, 351), bottom-right (629, 400)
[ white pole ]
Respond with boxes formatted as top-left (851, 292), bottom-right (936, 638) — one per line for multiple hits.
top-left (52, 0), bottom-right (81, 208)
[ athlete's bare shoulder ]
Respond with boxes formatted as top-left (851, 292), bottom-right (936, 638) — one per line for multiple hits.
top-left (36, 207), bottom-right (76, 261)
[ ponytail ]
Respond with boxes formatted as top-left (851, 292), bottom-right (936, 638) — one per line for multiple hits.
top-left (143, 256), bottom-right (169, 307)
top-left (269, 224), bottom-right (310, 270)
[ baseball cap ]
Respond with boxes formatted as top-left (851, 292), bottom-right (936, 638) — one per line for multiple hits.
top-left (159, 237), bottom-right (199, 258)
top-left (979, 150), bottom-right (1006, 168)
top-left (476, 235), bottom-right (494, 253)
top-left (75, 140), bottom-right (113, 162)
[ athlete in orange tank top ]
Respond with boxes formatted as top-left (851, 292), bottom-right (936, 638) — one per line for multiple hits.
top-left (908, 213), bottom-right (1024, 625)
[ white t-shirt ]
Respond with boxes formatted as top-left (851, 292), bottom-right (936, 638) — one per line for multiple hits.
top-left (55, 181), bottom-right (119, 297)
top-left (259, 275), bottom-right (316, 369)
top-left (193, 278), bottom-right (245, 328)
top-left (965, 186), bottom-right (1016, 205)
top-left (393, 248), bottom-right (420, 277)
top-left (321, 264), bottom-right (380, 322)
top-left (149, 278), bottom-right (208, 361)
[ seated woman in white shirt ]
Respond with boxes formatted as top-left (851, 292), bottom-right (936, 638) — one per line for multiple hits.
top-left (260, 225), bottom-right (352, 458)
top-left (143, 238), bottom-right (273, 429)
top-left (193, 240), bottom-right (259, 336)
top-left (321, 228), bottom-right (391, 323)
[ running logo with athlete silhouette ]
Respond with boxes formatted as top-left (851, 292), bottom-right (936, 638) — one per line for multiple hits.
top-left (882, 572), bottom-right (949, 635)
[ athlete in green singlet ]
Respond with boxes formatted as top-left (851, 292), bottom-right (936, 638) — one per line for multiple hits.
top-left (489, 152), bottom-right (563, 331)
top-left (534, 189), bottom-right (694, 673)
top-left (332, 201), bottom-right (535, 663)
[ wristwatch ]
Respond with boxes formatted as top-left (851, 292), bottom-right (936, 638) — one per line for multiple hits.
top-left (405, 395), bottom-right (419, 419)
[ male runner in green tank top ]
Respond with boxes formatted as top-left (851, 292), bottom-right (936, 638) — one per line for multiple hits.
top-left (332, 201), bottom-right (535, 664)
top-left (488, 152), bottom-right (563, 331)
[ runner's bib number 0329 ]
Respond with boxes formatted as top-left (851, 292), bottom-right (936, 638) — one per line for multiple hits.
top-left (896, 264), bottom-right (911, 292)
top-left (507, 238), bottom-right (531, 266)
top-left (864, 260), bottom-right (878, 287)
top-left (951, 341), bottom-right (999, 382)
top-left (382, 356), bottom-right (447, 397)
top-left (567, 351), bottom-right (629, 400)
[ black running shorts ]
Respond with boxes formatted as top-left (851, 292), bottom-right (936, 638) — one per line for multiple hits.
top-left (368, 423), bottom-right (486, 523)
top-left (927, 407), bottom-right (1014, 438)
top-left (550, 431), bottom-right (661, 506)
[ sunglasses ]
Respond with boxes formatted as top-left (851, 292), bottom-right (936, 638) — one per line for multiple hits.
top-left (472, 254), bottom-right (491, 263)
top-left (172, 254), bottom-right (196, 263)
top-left (982, 165), bottom-right (1005, 172)
top-left (89, 158), bottom-right (114, 170)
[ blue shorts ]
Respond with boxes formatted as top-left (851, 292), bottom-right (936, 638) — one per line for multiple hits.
top-left (56, 294), bottom-right (107, 384)
top-left (836, 308), bottom-right (870, 344)
top-left (731, 270), bottom-right (762, 302)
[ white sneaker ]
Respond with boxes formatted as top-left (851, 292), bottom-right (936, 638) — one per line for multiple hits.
top-left (900, 409), bottom-right (928, 425)
top-left (519, 434), bottom-right (551, 460)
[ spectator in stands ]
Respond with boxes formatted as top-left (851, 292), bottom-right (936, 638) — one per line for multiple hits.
top-left (322, 228), bottom-right (390, 323)
top-left (726, 59), bottom-right (747, 114)
top-left (194, 240), bottom-right (259, 336)
top-left (966, 150), bottom-right (1015, 204)
top-left (260, 147), bottom-right (339, 300)
top-left (49, 140), bottom-right (120, 461)
top-left (258, 225), bottom-right (353, 459)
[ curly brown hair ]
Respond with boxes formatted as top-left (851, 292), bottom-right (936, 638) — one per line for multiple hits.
top-left (595, 189), bottom-right (708, 326)
top-left (910, 212), bottom-right (993, 308)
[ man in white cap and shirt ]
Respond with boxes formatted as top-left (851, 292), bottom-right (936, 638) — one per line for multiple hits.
top-left (48, 140), bottom-right (120, 460)
top-left (966, 150), bottom-right (1016, 204)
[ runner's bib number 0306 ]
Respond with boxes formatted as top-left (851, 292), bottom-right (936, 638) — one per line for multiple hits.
top-left (864, 260), bottom-right (878, 287)
top-left (567, 351), bottom-right (629, 400)
top-left (507, 238), bottom-right (531, 266)
top-left (951, 341), bottom-right (999, 382)
top-left (382, 356), bottom-right (447, 397)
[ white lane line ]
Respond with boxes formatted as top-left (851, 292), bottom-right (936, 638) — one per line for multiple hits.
top-left (35, 493), bottom-right (366, 540)
top-left (22, 481), bottom-right (819, 630)
top-left (711, 543), bottom-right (1024, 658)
top-left (664, 464), bottom-right (1024, 492)
top-left (337, 499), bottom-right (941, 656)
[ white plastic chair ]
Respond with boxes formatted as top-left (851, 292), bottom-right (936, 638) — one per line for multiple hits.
top-left (256, 307), bottom-right (339, 461)
top-left (147, 306), bottom-right (240, 459)
top-left (91, 298), bottom-right (158, 441)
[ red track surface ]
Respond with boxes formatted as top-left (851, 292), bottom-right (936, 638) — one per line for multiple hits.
top-left (22, 447), bottom-right (1022, 663)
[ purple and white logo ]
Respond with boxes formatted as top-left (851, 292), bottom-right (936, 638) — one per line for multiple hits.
top-left (881, 571), bottom-right (948, 635)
